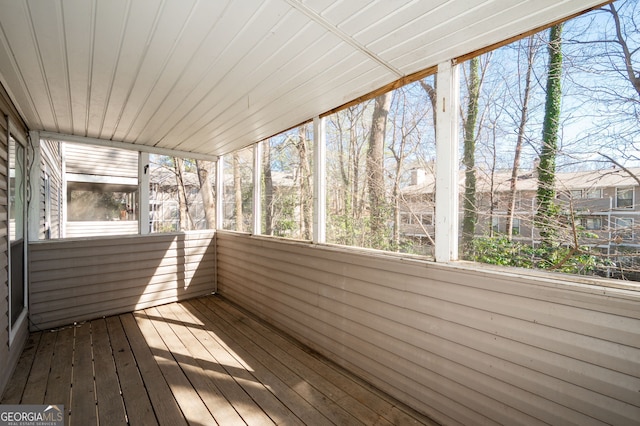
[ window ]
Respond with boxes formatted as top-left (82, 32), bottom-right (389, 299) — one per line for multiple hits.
top-left (420, 213), bottom-right (433, 226)
top-left (615, 217), bottom-right (634, 241)
top-left (512, 218), bottom-right (521, 235)
top-left (571, 189), bottom-right (583, 199)
top-left (261, 123), bottom-right (313, 240)
top-left (583, 217), bottom-right (602, 230)
top-left (492, 217), bottom-right (500, 233)
top-left (616, 187), bottom-right (634, 208)
top-left (457, 0), bottom-right (640, 280)
top-left (325, 76), bottom-right (437, 255)
top-left (585, 188), bottom-right (602, 199)
top-left (149, 155), bottom-right (216, 233)
top-left (223, 146), bottom-right (253, 232)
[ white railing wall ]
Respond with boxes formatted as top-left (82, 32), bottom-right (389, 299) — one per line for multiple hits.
top-left (29, 231), bottom-right (216, 330)
top-left (216, 231), bottom-right (640, 426)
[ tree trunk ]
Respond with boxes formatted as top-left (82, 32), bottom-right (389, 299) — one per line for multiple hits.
top-left (462, 56), bottom-right (481, 253)
top-left (366, 92), bottom-right (392, 249)
top-left (263, 141), bottom-right (273, 235)
top-left (233, 152), bottom-right (244, 232)
top-left (506, 36), bottom-right (536, 240)
top-left (196, 160), bottom-right (216, 229)
top-left (174, 157), bottom-right (192, 231)
top-left (536, 24), bottom-right (563, 246)
top-left (297, 124), bottom-right (313, 240)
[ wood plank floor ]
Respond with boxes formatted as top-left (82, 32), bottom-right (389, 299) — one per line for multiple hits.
top-left (2, 295), bottom-right (438, 426)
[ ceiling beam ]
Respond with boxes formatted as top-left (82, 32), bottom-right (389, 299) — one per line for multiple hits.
top-left (39, 131), bottom-right (218, 162)
top-left (283, 0), bottom-right (403, 78)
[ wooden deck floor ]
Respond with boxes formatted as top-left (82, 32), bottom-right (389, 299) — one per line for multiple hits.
top-left (2, 295), bottom-right (437, 425)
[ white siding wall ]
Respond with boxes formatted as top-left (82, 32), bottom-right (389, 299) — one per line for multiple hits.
top-left (40, 139), bottom-right (62, 239)
top-left (65, 221), bottom-right (139, 238)
top-left (29, 231), bottom-right (216, 330)
top-left (64, 143), bottom-right (138, 178)
top-left (216, 232), bottom-right (640, 426)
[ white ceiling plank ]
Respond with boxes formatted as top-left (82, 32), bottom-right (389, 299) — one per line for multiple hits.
top-left (98, 0), bottom-right (167, 140)
top-left (132, 0), bottom-right (266, 145)
top-left (162, 8), bottom-right (327, 150)
top-left (171, 39), bottom-right (375, 151)
top-left (61, 0), bottom-right (95, 136)
top-left (362, 0), bottom-right (491, 53)
top-left (146, 0), bottom-right (294, 147)
top-left (85, 0), bottom-right (129, 139)
top-left (177, 50), bottom-right (392, 154)
top-left (0, 10), bottom-right (40, 127)
top-left (335, 0), bottom-right (420, 35)
top-left (0, 0), bottom-right (54, 130)
top-left (27, 0), bottom-right (73, 134)
top-left (111, 0), bottom-right (228, 142)
top-left (395, 0), bottom-right (602, 72)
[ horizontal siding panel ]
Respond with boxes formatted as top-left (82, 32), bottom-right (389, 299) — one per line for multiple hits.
top-left (31, 262), bottom-right (213, 294)
top-left (216, 232), bottom-right (640, 426)
top-left (29, 231), bottom-right (216, 330)
top-left (31, 267), bottom-right (215, 305)
top-left (65, 221), bottom-right (139, 238)
top-left (218, 274), bottom-right (491, 426)
top-left (31, 275), bottom-right (214, 313)
top-left (31, 243), bottom-right (212, 272)
top-left (30, 235), bottom-right (212, 262)
top-left (217, 252), bottom-right (630, 426)
top-left (64, 143), bottom-right (138, 177)
top-left (31, 288), bottom-right (212, 331)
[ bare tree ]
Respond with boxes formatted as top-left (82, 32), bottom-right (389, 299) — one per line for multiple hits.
top-left (296, 124), bottom-right (313, 240)
top-left (233, 152), bottom-right (243, 232)
top-left (366, 92), bottom-right (392, 248)
top-left (506, 36), bottom-right (539, 240)
top-left (263, 141), bottom-right (274, 235)
top-left (196, 160), bottom-right (216, 229)
top-left (174, 157), bottom-right (193, 231)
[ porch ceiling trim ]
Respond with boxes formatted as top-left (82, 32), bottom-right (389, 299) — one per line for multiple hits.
top-left (39, 131), bottom-right (218, 162)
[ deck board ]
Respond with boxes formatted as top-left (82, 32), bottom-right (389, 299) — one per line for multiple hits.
top-left (21, 331), bottom-right (56, 404)
top-left (1, 295), bottom-right (438, 425)
top-left (105, 315), bottom-right (157, 426)
top-left (45, 326), bottom-right (74, 424)
top-left (92, 318), bottom-right (127, 426)
top-left (0, 332), bottom-right (41, 404)
top-left (70, 320), bottom-right (97, 424)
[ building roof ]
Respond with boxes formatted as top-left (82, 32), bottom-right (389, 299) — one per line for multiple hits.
top-left (402, 167), bottom-right (640, 196)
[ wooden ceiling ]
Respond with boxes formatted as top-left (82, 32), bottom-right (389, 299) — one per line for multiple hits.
top-left (0, 0), bottom-right (606, 157)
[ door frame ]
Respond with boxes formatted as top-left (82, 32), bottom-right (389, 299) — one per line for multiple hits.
top-left (7, 117), bottom-right (28, 345)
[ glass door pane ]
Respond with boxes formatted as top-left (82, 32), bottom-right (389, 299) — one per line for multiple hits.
top-left (9, 135), bottom-right (25, 327)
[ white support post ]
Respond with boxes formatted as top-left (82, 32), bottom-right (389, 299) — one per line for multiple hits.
top-left (253, 142), bottom-right (262, 235)
top-left (216, 156), bottom-right (224, 230)
top-left (435, 60), bottom-right (460, 262)
top-left (27, 130), bottom-right (41, 241)
top-left (313, 116), bottom-right (326, 244)
top-left (139, 151), bottom-right (150, 234)
top-left (61, 142), bottom-right (67, 238)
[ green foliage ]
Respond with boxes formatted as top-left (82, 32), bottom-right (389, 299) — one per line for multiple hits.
top-left (462, 56), bottom-right (481, 254)
top-left (470, 235), bottom-right (610, 276)
top-left (536, 24), bottom-right (563, 246)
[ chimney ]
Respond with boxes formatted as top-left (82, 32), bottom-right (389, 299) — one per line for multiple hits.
top-left (411, 168), bottom-right (427, 186)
